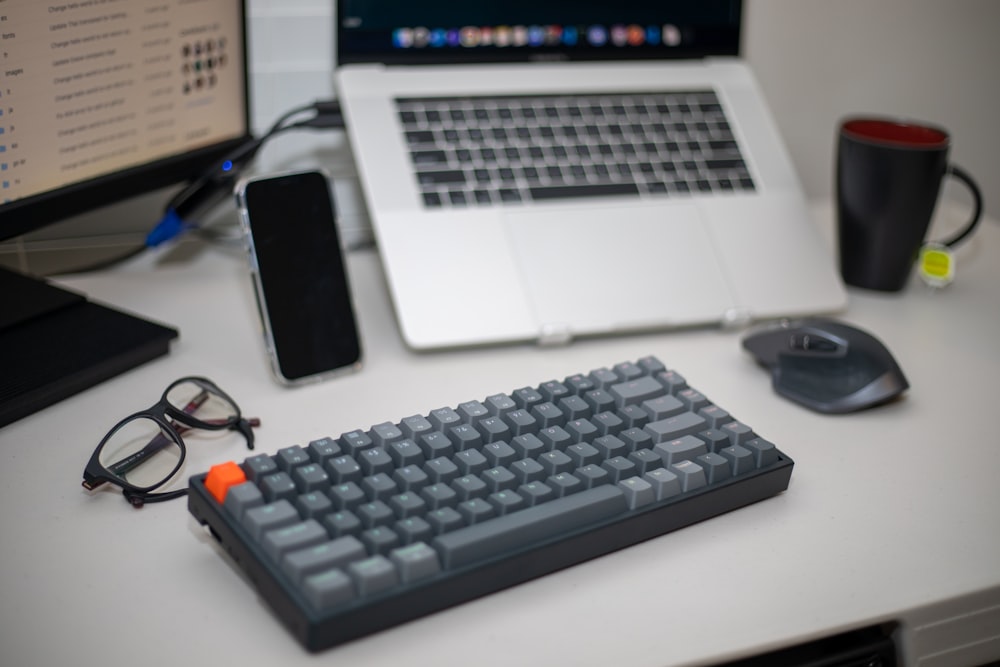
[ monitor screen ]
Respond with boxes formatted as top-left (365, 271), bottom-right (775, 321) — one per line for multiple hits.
top-left (0, 0), bottom-right (250, 242)
top-left (337, 0), bottom-right (741, 66)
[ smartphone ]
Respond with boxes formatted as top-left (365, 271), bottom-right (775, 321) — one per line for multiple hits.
top-left (236, 170), bottom-right (362, 385)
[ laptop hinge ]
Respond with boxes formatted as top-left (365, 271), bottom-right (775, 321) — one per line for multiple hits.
top-left (537, 323), bottom-right (573, 346)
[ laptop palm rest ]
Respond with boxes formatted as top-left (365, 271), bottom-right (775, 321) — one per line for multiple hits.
top-left (502, 203), bottom-right (734, 339)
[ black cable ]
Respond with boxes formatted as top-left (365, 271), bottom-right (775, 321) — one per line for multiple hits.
top-left (145, 99), bottom-right (344, 247)
top-left (53, 100), bottom-right (346, 275)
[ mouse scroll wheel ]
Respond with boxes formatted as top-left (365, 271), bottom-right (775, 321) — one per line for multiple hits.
top-left (789, 333), bottom-right (841, 354)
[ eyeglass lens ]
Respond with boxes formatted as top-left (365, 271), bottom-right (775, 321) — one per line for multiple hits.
top-left (98, 417), bottom-right (183, 490)
top-left (165, 379), bottom-right (240, 428)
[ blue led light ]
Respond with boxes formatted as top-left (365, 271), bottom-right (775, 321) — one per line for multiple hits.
top-left (222, 160), bottom-right (233, 172)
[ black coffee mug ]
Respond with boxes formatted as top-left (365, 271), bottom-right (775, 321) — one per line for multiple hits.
top-left (836, 117), bottom-right (983, 291)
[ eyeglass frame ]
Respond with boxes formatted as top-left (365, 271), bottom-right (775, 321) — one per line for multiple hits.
top-left (82, 376), bottom-right (255, 507)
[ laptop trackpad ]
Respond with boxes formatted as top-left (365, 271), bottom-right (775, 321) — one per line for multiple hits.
top-left (503, 204), bottom-right (734, 335)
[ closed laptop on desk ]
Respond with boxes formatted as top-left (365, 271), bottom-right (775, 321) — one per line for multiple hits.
top-left (335, 1), bottom-right (846, 349)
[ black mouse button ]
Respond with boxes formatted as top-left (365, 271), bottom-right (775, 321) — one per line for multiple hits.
top-left (788, 331), bottom-right (843, 354)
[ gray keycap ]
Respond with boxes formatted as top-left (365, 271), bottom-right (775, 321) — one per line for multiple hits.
top-left (743, 438), bottom-right (778, 467)
top-left (330, 482), bottom-right (366, 510)
top-left (357, 500), bottom-right (395, 528)
top-left (428, 407), bottom-right (462, 431)
top-left (431, 485), bottom-right (627, 569)
top-left (395, 517), bottom-right (433, 545)
top-left (722, 420), bottom-right (755, 445)
top-left (326, 456), bottom-right (362, 484)
top-left (458, 498), bottom-right (496, 524)
top-left (347, 555), bottom-right (398, 596)
top-left (678, 389), bottom-right (711, 412)
top-left (339, 429), bottom-right (373, 455)
top-left (539, 426), bottom-right (572, 451)
top-left (609, 376), bottom-right (664, 407)
top-left (476, 416), bottom-right (510, 443)
top-left (669, 460), bottom-right (707, 492)
top-left (644, 412), bottom-right (708, 443)
top-left (387, 439), bottom-right (424, 468)
top-left (393, 464), bottom-right (429, 492)
top-left (361, 473), bottom-right (398, 501)
top-left (576, 464), bottom-right (611, 489)
top-left (617, 476), bottom-right (655, 509)
top-left (259, 472), bottom-right (297, 503)
top-left (511, 433), bottom-right (546, 458)
top-left (483, 441), bottom-right (517, 467)
top-left (295, 491), bottom-right (333, 519)
top-left (389, 542), bottom-right (441, 583)
top-left (358, 447), bottom-right (394, 476)
top-left (361, 526), bottom-right (400, 555)
top-left (484, 393), bottom-right (517, 416)
top-left (290, 464), bottom-right (330, 493)
top-left (369, 422), bottom-right (404, 447)
top-left (454, 449), bottom-right (489, 475)
top-left (323, 510), bottom-right (362, 538)
top-left (653, 435), bottom-right (708, 466)
top-left (593, 434), bottom-right (628, 458)
top-left (719, 444), bottom-right (756, 475)
top-left (276, 445), bottom-right (310, 471)
top-left (417, 431), bottom-right (454, 459)
top-left (696, 452), bottom-right (732, 484)
top-left (223, 481), bottom-right (264, 519)
top-left (243, 499), bottom-right (299, 541)
top-left (303, 568), bottom-right (354, 609)
top-left (643, 468), bottom-right (682, 500)
top-left (282, 535), bottom-right (365, 584)
top-left (243, 453), bottom-right (278, 482)
top-left (307, 437), bottom-right (340, 464)
top-left (400, 414), bottom-right (434, 440)
top-left (503, 409), bottom-right (538, 436)
top-left (424, 456), bottom-right (459, 484)
top-left (699, 404), bottom-right (732, 429)
top-left (262, 519), bottom-right (328, 561)
top-left (642, 395), bottom-right (686, 420)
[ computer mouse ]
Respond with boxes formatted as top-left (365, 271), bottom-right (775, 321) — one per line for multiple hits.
top-left (741, 317), bottom-right (909, 414)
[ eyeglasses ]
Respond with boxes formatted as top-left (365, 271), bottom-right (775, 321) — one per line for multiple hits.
top-left (82, 376), bottom-right (257, 508)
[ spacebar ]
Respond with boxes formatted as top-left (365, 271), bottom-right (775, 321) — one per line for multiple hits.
top-left (431, 486), bottom-right (628, 569)
top-left (529, 182), bottom-right (640, 200)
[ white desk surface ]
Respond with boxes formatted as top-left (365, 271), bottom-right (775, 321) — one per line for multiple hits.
top-left (2, 204), bottom-right (998, 667)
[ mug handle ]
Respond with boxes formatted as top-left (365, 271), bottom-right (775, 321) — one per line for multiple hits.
top-left (938, 164), bottom-right (983, 248)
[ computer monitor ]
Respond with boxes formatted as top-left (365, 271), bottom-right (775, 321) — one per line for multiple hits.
top-left (0, 0), bottom-right (251, 427)
top-left (1, 0), bottom-right (250, 239)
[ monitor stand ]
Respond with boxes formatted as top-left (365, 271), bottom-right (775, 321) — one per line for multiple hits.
top-left (0, 266), bottom-right (178, 428)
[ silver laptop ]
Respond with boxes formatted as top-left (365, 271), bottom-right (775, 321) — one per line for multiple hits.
top-left (335, 1), bottom-right (846, 350)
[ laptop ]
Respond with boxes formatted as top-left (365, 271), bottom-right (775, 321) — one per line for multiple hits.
top-left (334, 1), bottom-right (846, 350)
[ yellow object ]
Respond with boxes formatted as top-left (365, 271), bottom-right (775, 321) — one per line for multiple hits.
top-left (918, 244), bottom-right (955, 288)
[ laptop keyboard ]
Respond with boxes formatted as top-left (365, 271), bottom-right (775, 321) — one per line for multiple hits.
top-left (189, 355), bottom-right (793, 651)
top-left (396, 90), bottom-right (755, 208)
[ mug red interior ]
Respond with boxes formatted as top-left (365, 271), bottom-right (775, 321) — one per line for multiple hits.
top-left (842, 118), bottom-right (949, 148)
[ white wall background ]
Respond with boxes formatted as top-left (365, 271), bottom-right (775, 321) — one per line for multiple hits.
top-left (743, 0), bottom-right (999, 218)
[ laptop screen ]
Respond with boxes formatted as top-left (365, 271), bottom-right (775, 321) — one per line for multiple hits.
top-left (337, 0), bottom-right (742, 66)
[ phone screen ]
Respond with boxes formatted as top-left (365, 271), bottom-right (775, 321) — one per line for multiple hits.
top-left (239, 171), bottom-right (361, 382)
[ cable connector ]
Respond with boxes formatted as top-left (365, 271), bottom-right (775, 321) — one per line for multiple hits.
top-left (145, 208), bottom-right (189, 247)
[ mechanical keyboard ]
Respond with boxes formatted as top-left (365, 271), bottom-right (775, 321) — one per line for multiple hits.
top-left (188, 356), bottom-right (793, 651)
